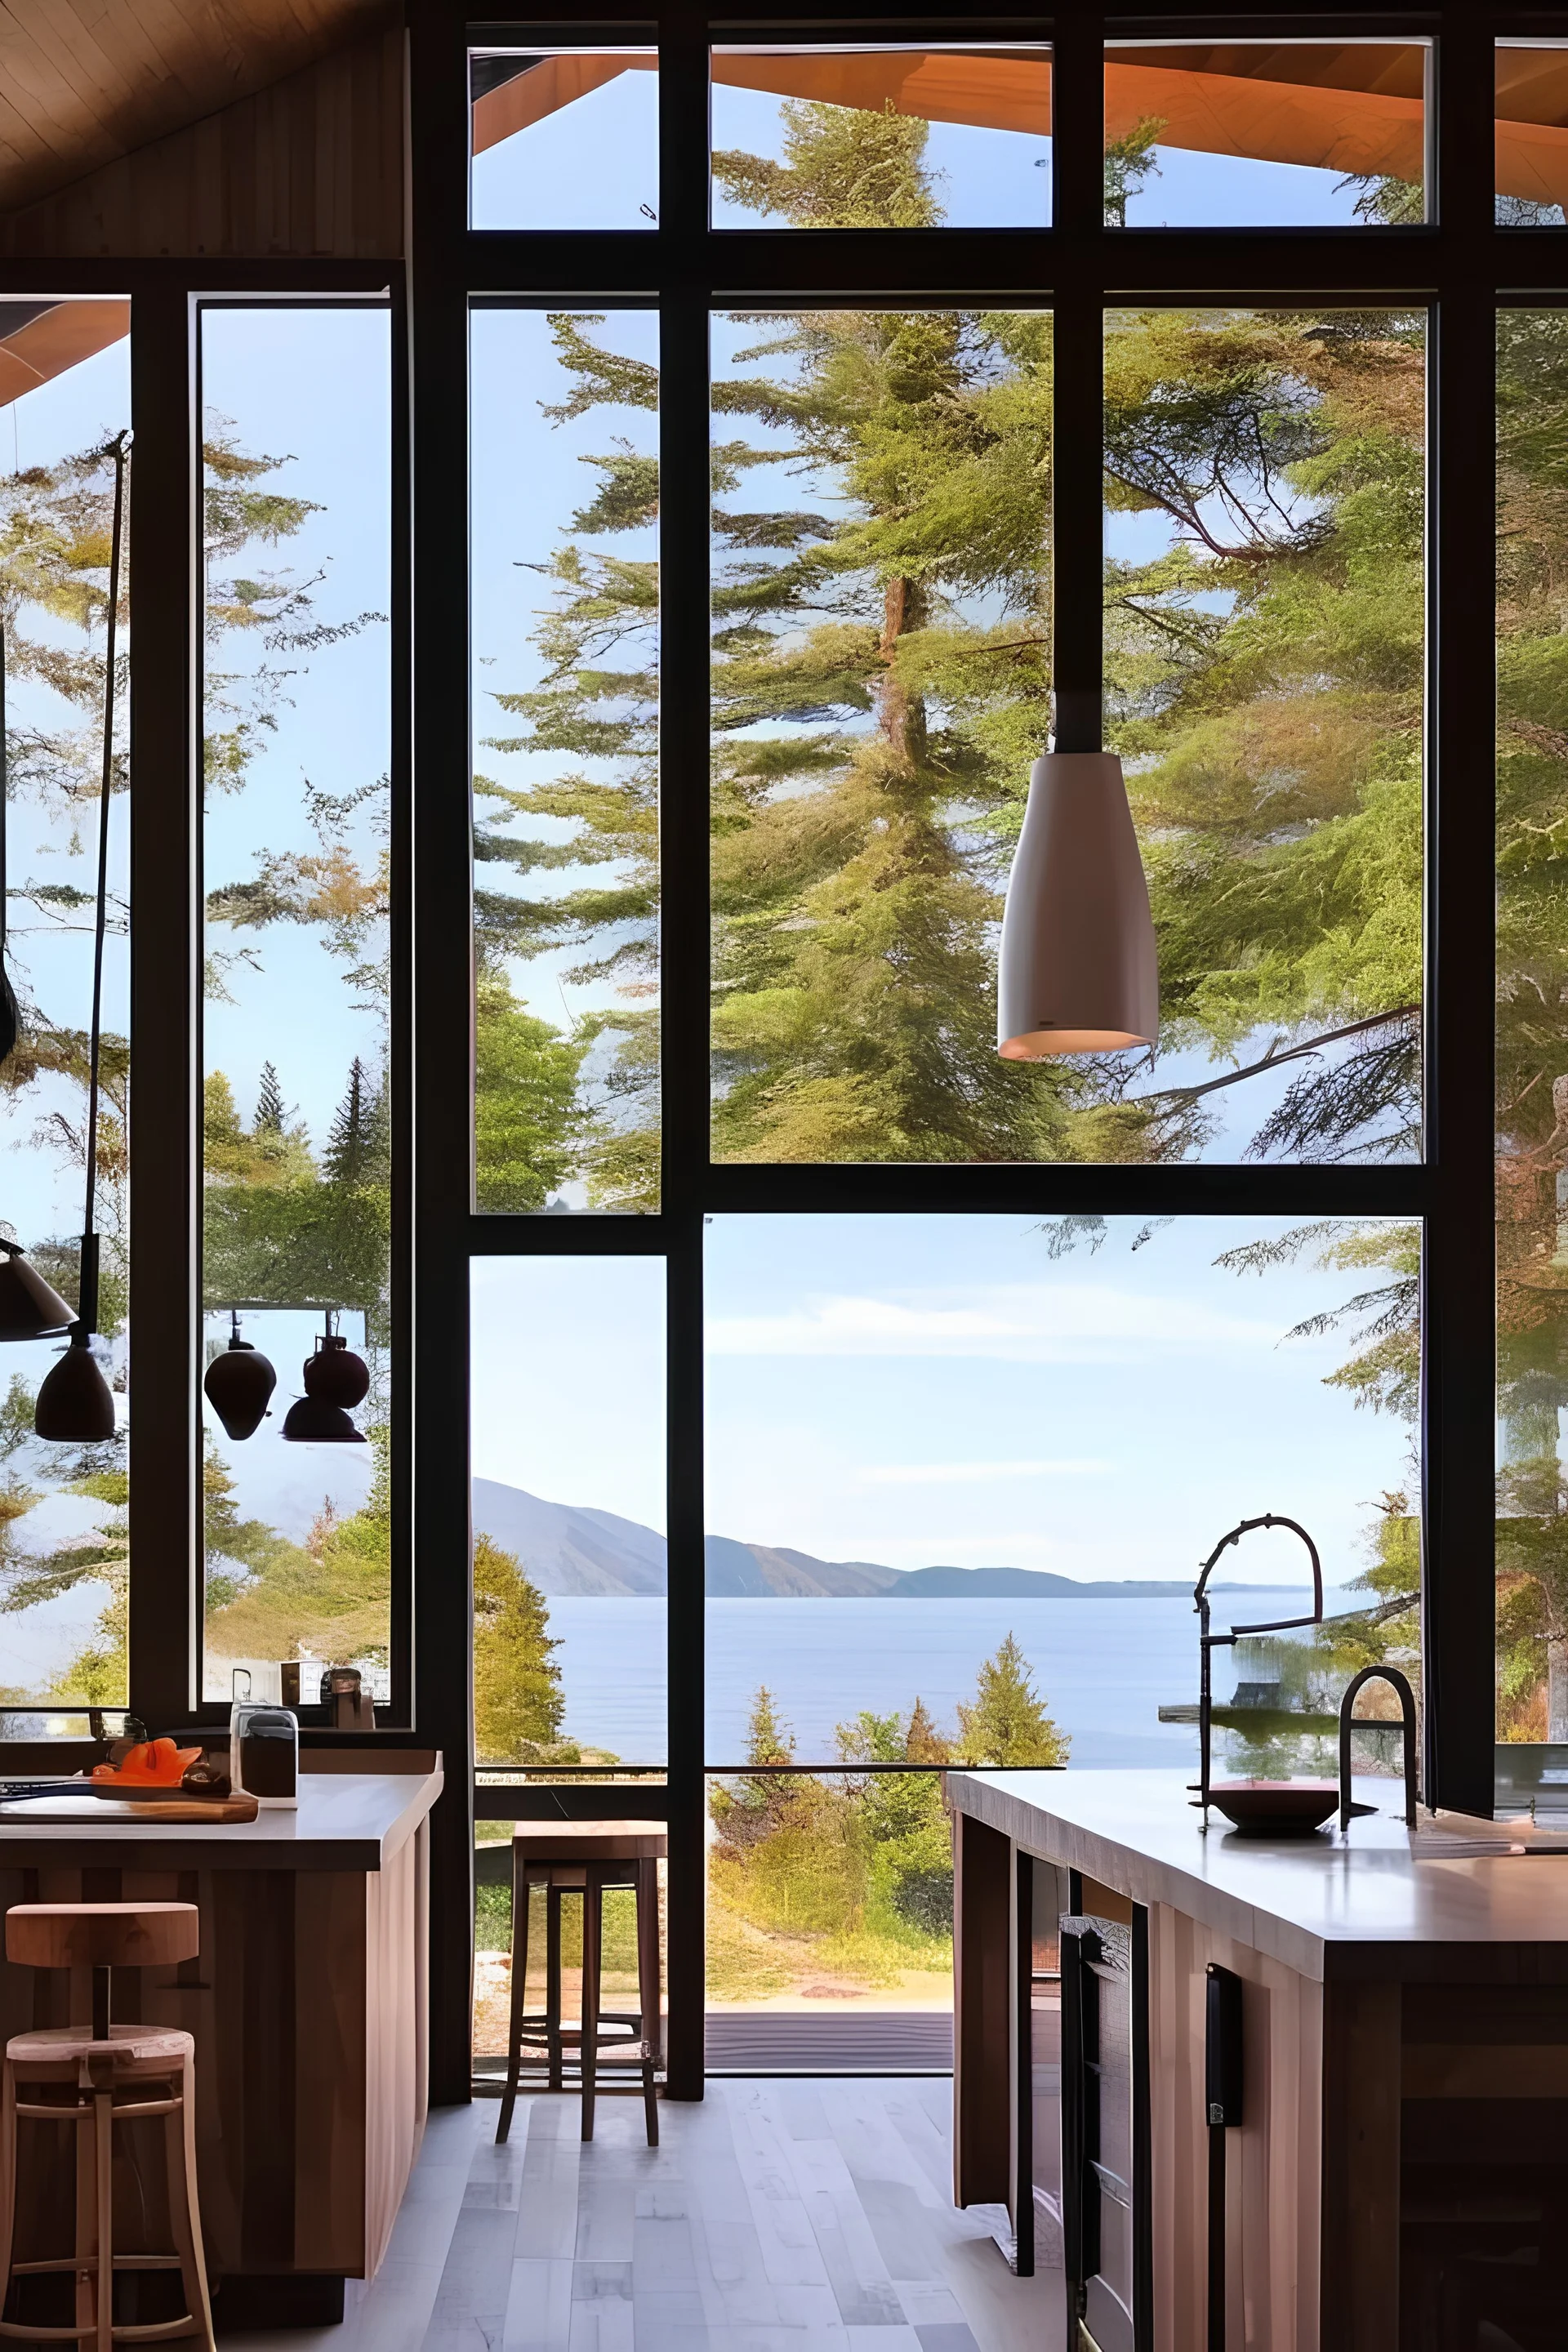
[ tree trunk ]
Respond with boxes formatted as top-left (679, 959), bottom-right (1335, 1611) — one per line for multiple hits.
top-left (877, 575), bottom-right (925, 766)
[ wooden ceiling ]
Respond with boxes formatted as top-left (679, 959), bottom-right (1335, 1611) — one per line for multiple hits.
top-left (0, 0), bottom-right (393, 214)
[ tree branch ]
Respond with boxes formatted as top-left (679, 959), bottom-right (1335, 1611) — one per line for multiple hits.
top-left (1132, 1005), bottom-right (1420, 1106)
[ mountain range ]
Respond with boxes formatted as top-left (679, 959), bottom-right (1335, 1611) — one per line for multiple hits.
top-left (470, 1481), bottom-right (1304, 1602)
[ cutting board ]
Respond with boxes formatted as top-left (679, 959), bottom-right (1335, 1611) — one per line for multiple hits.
top-left (0, 1790), bottom-right (260, 1824)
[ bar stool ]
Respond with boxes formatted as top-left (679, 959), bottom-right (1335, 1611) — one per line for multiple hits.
top-left (495, 1821), bottom-right (665, 2149)
top-left (0, 1903), bottom-right (213, 2350)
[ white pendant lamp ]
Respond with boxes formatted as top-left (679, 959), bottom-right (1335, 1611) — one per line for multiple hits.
top-left (998, 749), bottom-right (1159, 1059)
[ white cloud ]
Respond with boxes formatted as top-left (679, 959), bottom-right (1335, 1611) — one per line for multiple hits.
top-left (858, 1458), bottom-right (1115, 1486)
top-left (706, 1282), bottom-right (1281, 1362)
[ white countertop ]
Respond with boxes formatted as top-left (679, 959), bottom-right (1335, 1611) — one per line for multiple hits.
top-left (947, 1767), bottom-right (1568, 1980)
top-left (0, 1764), bottom-right (443, 1872)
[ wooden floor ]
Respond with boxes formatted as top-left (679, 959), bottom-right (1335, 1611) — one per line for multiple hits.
top-left (220, 2079), bottom-right (1063, 2352)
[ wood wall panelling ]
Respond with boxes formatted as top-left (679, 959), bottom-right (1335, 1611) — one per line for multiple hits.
top-left (0, 29), bottom-right (403, 259)
top-left (0, 0), bottom-right (392, 212)
top-left (1321, 1978), bottom-right (1401, 2352)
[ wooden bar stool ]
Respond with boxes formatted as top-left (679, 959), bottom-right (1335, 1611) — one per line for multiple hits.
top-left (495, 1822), bottom-right (665, 2149)
top-left (0, 1903), bottom-right (213, 2350)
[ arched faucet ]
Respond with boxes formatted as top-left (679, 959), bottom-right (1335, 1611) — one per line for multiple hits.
top-left (1338, 1664), bottom-right (1419, 1833)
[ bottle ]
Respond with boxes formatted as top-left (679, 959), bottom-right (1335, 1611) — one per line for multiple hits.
top-left (229, 1703), bottom-right (299, 1810)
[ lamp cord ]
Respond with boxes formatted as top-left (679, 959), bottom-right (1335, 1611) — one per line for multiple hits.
top-left (80, 430), bottom-right (130, 1334)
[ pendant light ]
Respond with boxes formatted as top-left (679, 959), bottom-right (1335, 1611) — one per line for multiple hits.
top-left (997, 746), bottom-right (1159, 1060)
top-left (0, 1240), bottom-right (72, 1342)
top-left (34, 430), bottom-right (129, 1444)
top-left (203, 1310), bottom-right (276, 1441)
top-left (280, 1312), bottom-right (368, 1444)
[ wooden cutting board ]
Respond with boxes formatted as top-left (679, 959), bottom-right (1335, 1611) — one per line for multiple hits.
top-left (0, 1790), bottom-right (261, 1824)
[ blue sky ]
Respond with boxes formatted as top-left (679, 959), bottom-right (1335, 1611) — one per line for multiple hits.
top-left (474, 1216), bottom-right (1415, 1590)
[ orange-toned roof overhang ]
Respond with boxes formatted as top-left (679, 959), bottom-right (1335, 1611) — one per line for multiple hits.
top-left (470, 42), bottom-right (1568, 210)
top-left (0, 301), bottom-right (130, 412)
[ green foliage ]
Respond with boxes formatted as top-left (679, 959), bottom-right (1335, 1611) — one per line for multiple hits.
top-left (473, 1533), bottom-right (570, 1764)
top-left (205, 1424), bottom-right (391, 1668)
top-left (714, 99), bottom-right (941, 229)
top-left (953, 1633), bottom-right (1070, 1766)
top-left (1103, 118), bottom-right (1164, 225)
top-left (473, 975), bottom-right (586, 1211)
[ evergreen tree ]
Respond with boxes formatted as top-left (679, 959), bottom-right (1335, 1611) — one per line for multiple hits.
top-left (323, 1056), bottom-right (385, 1187)
top-left (954, 1634), bottom-right (1068, 1766)
top-left (472, 1534), bottom-right (568, 1762)
top-left (904, 1695), bottom-right (951, 1763)
top-left (254, 1061), bottom-right (286, 1134)
top-left (1103, 118), bottom-right (1164, 225)
top-left (474, 974), bottom-right (586, 1211)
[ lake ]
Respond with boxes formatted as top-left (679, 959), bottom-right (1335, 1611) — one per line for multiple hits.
top-left (537, 1588), bottom-right (1363, 1771)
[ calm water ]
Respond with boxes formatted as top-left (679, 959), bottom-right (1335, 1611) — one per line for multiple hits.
top-left (538, 1589), bottom-right (1361, 1771)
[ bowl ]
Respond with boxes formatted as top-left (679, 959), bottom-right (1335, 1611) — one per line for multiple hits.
top-left (1207, 1780), bottom-right (1339, 1837)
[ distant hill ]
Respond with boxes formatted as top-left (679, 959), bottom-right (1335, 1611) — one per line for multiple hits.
top-left (471, 1480), bottom-right (1306, 1602)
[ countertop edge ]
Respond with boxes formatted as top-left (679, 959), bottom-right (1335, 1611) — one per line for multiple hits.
top-left (0, 1765), bottom-right (445, 1873)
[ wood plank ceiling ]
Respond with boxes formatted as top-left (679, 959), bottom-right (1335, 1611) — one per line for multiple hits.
top-left (0, 0), bottom-right (393, 213)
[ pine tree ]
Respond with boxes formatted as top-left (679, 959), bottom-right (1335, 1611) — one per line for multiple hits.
top-left (955, 1634), bottom-right (1068, 1766)
top-left (472, 1534), bottom-right (568, 1762)
top-left (254, 1061), bottom-right (286, 1134)
top-left (324, 1057), bottom-right (383, 1186)
top-left (904, 1695), bottom-right (951, 1764)
top-left (474, 974), bottom-right (586, 1210)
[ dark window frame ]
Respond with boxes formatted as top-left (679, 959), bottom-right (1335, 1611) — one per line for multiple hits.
top-left (408, 0), bottom-right (1544, 2103)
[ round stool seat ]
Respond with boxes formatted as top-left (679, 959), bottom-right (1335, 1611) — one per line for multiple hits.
top-left (7, 2023), bottom-right (194, 2069)
top-left (5, 1903), bottom-right (198, 1972)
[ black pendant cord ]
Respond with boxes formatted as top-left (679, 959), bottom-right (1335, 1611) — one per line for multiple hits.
top-left (77, 429), bottom-right (131, 1341)
top-left (0, 619), bottom-right (18, 1069)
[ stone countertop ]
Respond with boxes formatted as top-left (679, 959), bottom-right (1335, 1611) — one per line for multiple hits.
top-left (947, 1766), bottom-right (1568, 1980)
top-left (0, 1761), bottom-right (443, 1873)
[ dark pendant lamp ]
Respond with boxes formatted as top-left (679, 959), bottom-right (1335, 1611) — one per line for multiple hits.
top-left (281, 1313), bottom-right (368, 1444)
top-left (997, 741), bottom-right (1159, 1061)
top-left (34, 430), bottom-right (130, 1445)
top-left (203, 1310), bottom-right (276, 1441)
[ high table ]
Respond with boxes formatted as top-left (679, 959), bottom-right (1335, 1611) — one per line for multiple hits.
top-left (0, 1754), bottom-right (441, 2328)
top-left (947, 1766), bottom-right (1568, 2352)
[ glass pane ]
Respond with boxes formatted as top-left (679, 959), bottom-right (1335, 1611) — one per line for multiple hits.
top-left (1497, 44), bottom-right (1568, 223)
top-left (470, 309), bottom-right (659, 1214)
top-left (1498, 311), bottom-right (1568, 1747)
top-left (0, 299), bottom-right (131, 1713)
top-left (470, 50), bottom-right (657, 229)
top-left (705, 1214), bottom-right (1421, 1787)
top-left (1103, 42), bottom-right (1428, 225)
top-left (710, 45), bottom-right (1050, 227)
top-left (1104, 307), bottom-right (1425, 1164)
top-left (471, 1257), bottom-right (666, 1768)
top-left (706, 1767), bottom-right (952, 2071)
top-left (709, 306), bottom-right (1052, 1166)
top-left (199, 306), bottom-right (394, 1704)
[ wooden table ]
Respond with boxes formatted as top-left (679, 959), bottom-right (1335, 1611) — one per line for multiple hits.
top-left (947, 1766), bottom-right (1568, 2352)
top-left (0, 1755), bottom-right (441, 2329)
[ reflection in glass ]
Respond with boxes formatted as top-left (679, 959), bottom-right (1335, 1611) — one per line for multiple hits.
top-left (1103, 308), bottom-right (1425, 1165)
top-left (0, 300), bottom-right (131, 1709)
top-left (703, 1213), bottom-right (1420, 1780)
top-left (1102, 42), bottom-right (1427, 226)
top-left (1497, 313), bottom-right (1568, 1742)
top-left (470, 309), bottom-right (659, 1214)
top-left (710, 46), bottom-right (1050, 228)
top-left (469, 51), bottom-right (657, 229)
top-left (1496, 45), bottom-right (1568, 224)
top-left (199, 306), bottom-right (393, 1701)
top-left (470, 1257), bottom-right (666, 1768)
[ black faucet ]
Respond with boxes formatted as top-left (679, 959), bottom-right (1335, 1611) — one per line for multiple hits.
top-left (1338, 1665), bottom-right (1419, 1833)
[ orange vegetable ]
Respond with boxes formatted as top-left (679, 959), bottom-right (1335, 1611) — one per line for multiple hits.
top-left (90, 1738), bottom-right (203, 1787)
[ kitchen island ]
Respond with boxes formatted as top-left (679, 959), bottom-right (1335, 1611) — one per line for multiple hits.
top-left (0, 1753), bottom-right (441, 2328)
top-left (949, 1766), bottom-right (1568, 2352)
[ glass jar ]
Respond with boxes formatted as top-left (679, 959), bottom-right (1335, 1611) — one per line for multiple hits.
top-left (229, 1703), bottom-right (299, 1809)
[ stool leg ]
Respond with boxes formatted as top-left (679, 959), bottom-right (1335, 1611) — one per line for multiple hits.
top-left (635, 1860), bottom-right (660, 2149)
top-left (580, 1876), bottom-right (601, 2144)
top-left (165, 2056), bottom-right (216, 2351)
top-left (0, 2064), bottom-right (16, 2327)
top-left (496, 1861), bottom-right (528, 2148)
top-left (75, 2086), bottom-right (96, 2343)
top-left (546, 1886), bottom-right (564, 2095)
top-left (92, 2088), bottom-right (112, 2352)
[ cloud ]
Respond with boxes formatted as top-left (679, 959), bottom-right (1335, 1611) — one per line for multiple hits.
top-left (858, 1459), bottom-right (1115, 1486)
top-left (706, 1282), bottom-right (1281, 1362)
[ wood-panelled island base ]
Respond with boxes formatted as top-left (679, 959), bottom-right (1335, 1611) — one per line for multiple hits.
top-left (948, 1767), bottom-right (1568, 2352)
top-left (0, 1755), bottom-right (440, 2331)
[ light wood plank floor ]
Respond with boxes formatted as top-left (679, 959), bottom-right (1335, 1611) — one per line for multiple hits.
top-left (220, 2080), bottom-right (1064, 2352)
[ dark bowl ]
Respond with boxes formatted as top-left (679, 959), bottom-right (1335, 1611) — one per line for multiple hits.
top-left (1208, 1780), bottom-right (1339, 1837)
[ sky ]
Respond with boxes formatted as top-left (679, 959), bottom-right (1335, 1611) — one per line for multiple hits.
top-left (473, 1215), bottom-right (1415, 1591)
